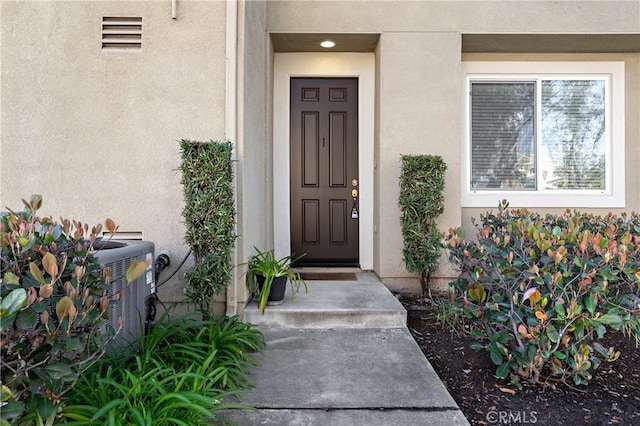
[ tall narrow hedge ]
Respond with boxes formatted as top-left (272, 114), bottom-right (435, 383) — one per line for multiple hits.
top-left (180, 139), bottom-right (235, 313)
top-left (399, 155), bottom-right (447, 296)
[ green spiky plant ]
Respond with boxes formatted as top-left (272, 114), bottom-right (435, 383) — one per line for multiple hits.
top-left (398, 155), bottom-right (447, 297)
top-left (180, 140), bottom-right (236, 314)
top-left (59, 311), bottom-right (264, 425)
top-left (243, 247), bottom-right (307, 314)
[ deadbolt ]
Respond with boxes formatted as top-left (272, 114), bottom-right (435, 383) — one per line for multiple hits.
top-left (351, 178), bottom-right (358, 187)
top-left (351, 189), bottom-right (358, 198)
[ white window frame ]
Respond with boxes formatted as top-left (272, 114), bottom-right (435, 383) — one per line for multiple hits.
top-left (462, 61), bottom-right (625, 208)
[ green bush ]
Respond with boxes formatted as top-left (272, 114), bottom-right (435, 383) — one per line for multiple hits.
top-left (0, 196), bottom-right (145, 424)
top-left (60, 312), bottom-right (264, 425)
top-left (180, 140), bottom-right (236, 313)
top-left (399, 155), bottom-right (447, 296)
top-left (446, 201), bottom-right (640, 386)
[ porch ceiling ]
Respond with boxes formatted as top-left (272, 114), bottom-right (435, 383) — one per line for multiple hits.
top-left (463, 34), bottom-right (640, 53)
top-left (270, 33), bottom-right (380, 52)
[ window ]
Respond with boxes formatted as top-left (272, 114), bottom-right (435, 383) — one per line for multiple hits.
top-left (463, 62), bottom-right (625, 208)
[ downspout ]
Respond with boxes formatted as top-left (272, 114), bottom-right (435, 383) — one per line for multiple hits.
top-left (225, 0), bottom-right (239, 316)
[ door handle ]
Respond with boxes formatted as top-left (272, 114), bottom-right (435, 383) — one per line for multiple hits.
top-left (351, 178), bottom-right (359, 218)
top-left (351, 185), bottom-right (359, 219)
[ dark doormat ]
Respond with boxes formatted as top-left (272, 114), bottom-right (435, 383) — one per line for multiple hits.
top-left (298, 272), bottom-right (358, 281)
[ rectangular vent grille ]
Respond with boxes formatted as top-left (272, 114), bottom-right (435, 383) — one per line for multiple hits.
top-left (94, 240), bottom-right (154, 355)
top-left (102, 17), bottom-right (142, 50)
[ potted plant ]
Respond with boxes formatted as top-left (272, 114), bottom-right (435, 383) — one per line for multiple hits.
top-left (244, 247), bottom-right (307, 314)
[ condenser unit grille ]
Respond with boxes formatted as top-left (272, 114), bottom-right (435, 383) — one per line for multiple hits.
top-left (102, 17), bottom-right (142, 50)
top-left (94, 240), bottom-right (154, 354)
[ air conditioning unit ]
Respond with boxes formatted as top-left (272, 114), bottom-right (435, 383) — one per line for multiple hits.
top-left (93, 240), bottom-right (155, 353)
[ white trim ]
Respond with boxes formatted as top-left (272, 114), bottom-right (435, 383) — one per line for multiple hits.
top-left (225, 0), bottom-right (238, 316)
top-left (462, 61), bottom-right (625, 208)
top-left (273, 53), bottom-right (375, 269)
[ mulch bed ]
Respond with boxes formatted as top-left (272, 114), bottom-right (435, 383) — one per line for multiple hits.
top-left (400, 294), bottom-right (640, 425)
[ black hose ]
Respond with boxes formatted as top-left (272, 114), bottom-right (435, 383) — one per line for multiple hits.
top-left (145, 250), bottom-right (191, 331)
top-left (156, 250), bottom-right (191, 288)
top-left (154, 253), bottom-right (171, 281)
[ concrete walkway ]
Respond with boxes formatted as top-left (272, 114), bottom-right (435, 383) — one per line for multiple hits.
top-left (220, 272), bottom-right (469, 425)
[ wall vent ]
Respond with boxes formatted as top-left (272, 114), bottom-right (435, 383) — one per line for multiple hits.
top-left (102, 17), bottom-right (142, 50)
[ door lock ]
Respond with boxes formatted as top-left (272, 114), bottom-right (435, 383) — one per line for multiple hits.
top-left (351, 194), bottom-right (359, 220)
top-left (351, 181), bottom-right (359, 219)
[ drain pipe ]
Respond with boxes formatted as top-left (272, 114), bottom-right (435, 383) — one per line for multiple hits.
top-left (225, 0), bottom-right (239, 317)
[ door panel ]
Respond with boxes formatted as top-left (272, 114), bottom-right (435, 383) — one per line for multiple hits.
top-left (329, 199), bottom-right (347, 244)
top-left (302, 200), bottom-right (319, 244)
top-left (330, 112), bottom-right (347, 187)
top-left (302, 112), bottom-right (319, 186)
top-left (290, 78), bottom-right (359, 265)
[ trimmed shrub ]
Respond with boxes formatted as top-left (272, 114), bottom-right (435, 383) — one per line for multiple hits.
top-left (399, 155), bottom-right (447, 295)
top-left (446, 201), bottom-right (640, 386)
top-left (180, 140), bottom-right (236, 313)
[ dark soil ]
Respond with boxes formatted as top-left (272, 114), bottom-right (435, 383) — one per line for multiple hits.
top-left (400, 294), bottom-right (640, 425)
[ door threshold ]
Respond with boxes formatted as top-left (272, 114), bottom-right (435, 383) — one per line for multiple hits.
top-left (293, 266), bottom-right (363, 273)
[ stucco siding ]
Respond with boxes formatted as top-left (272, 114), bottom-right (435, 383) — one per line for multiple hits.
top-left (267, 1), bottom-right (640, 34)
top-left (2, 0), bottom-right (639, 304)
top-left (376, 32), bottom-right (462, 287)
top-left (1, 1), bottom-right (227, 304)
top-left (236, 0), bottom-right (271, 307)
top-left (266, 0), bottom-right (640, 291)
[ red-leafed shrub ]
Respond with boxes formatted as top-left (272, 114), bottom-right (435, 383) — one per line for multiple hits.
top-left (446, 200), bottom-right (640, 386)
top-left (0, 195), bottom-right (145, 424)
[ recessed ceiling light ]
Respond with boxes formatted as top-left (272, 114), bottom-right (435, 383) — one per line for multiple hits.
top-left (320, 40), bottom-right (335, 48)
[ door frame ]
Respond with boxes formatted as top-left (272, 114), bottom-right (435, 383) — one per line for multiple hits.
top-left (273, 52), bottom-right (375, 269)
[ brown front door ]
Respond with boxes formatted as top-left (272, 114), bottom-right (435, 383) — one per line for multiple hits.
top-left (290, 78), bottom-right (359, 266)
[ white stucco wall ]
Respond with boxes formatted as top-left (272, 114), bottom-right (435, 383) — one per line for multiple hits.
top-left (235, 0), bottom-right (271, 309)
top-left (2, 0), bottom-right (639, 305)
top-left (266, 0), bottom-right (640, 292)
top-left (1, 1), bottom-right (227, 305)
top-left (375, 32), bottom-right (463, 291)
top-left (267, 0), bottom-right (639, 34)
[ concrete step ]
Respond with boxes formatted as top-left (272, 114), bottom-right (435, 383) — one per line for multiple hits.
top-left (242, 272), bottom-right (407, 329)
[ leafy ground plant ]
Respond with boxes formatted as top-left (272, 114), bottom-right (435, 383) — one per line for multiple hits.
top-left (0, 196), bottom-right (146, 425)
top-left (446, 201), bottom-right (640, 387)
top-left (59, 311), bottom-right (264, 425)
top-left (402, 295), bottom-right (640, 425)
